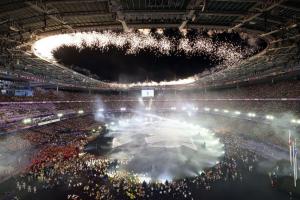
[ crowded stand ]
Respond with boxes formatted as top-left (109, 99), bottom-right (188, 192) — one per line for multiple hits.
top-left (0, 1), bottom-right (299, 198)
top-left (1, 79), bottom-right (300, 132)
top-left (0, 79), bottom-right (300, 199)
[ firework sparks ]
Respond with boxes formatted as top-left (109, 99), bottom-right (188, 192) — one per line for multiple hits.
top-left (32, 30), bottom-right (258, 87)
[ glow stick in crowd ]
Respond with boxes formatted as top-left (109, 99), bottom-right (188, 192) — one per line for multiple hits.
top-left (289, 130), bottom-right (293, 166)
top-left (294, 139), bottom-right (298, 187)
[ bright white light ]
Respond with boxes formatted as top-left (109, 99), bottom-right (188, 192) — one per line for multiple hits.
top-left (78, 110), bottom-right (84, 114)
top-left (145, 107), bottom-right (151, 111)
top-left (137, 174), bottom-right (152, 183)
top-left (193, 107), bottom-right (199, 111)
top-left (138, 28), bottom-right (151, 35)
top-left (22, 118), bottom-right (32, 124)
top-left (223, 109), bottom-right (229, 113)
top-left (170, 107), bottom-right (177, 111)
top-left (291, 119), bottom-right (297, 123)
top-left (204, 107), bottom-right (210, 111)
top-left (234, 111), bottom-right (241, 115)
top-left (98, 108), bottom-right (104, 112)
top-left (214, 108), bottom-right (219, 112)
top-left (266, 115), bottom-right (274, 120)
top-left (247, 113), bottom-right (256, 117)
top-left (120, 107), bottom-right (127, 111)
top-left (57, 113), bottom-right (63, 118)
top-left (297, 120), bottom-right (300, 124)
top-left (181, 106), bottom-right (186, 111)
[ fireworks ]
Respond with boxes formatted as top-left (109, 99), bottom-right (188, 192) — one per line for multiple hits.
top-left (32, 30), bottom-right (258, 87)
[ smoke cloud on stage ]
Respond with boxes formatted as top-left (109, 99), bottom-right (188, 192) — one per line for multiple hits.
top-left (104, 114), bottom-right (224, 182)
top-left (0, 134), bottom-right (33, 180)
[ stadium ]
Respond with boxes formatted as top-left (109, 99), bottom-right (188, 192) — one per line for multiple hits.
top-left (0, 0), bottom-right (300, 199)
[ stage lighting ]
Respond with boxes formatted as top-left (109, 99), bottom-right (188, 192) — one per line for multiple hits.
top-left (214, 108), bottom-right (219, 112)
top-left (223, 109), bottom-right (229, 113)
top-left (170, 106), bottom-right (177, 110)
top-left (57, 113), bottom-right (63, 118)
top-left (78, 110), bottom-right (84, 114)
top-left (234, 111), bottom-right (241, 115)
top-left (247, 113), bottom-right (256, 117)
top-left (22, 118), bottom-right (32, 124)
top-left (120, 107), bottom-right (126, 111)
top-left (266, 115), bottom-right (274, 120)
top-left (204, 107), bottom-right (210, 111)
top-left (98, 108), bottom-right (104, 112)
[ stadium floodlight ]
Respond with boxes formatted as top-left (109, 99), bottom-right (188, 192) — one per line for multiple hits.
top-left (120, 107), bottom-right (126, 111)
top-left (204, 107), bottom-right (210, 111)
top-left (234, 111), bottom-right (241, 115)
top-left (98, 108), bottom-right (104, 112)
top-left (138, 97), bottom-right (144, 104)
top-left (266, 115), bottom-right (274, 120)
top-left (170, 106), bottom-right (177, 110)
top-left (78, 110), bottom-right (84, 114)
top-left (214, 108), bottom-right (219, 112)
top-left (57, 113), bottom-right (63, 118)
top-left (22, 118), bottom-right (32, 124)
top-left (247, 113), bottom-right (256, 117)
top-left (223, 109), bottom-right (229, 113)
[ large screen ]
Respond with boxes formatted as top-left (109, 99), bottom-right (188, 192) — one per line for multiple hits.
top-left (141, 89), bottom-right (154, 97)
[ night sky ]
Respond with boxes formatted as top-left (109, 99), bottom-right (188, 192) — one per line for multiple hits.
top-left (52, 29), bottom-right (266, 83)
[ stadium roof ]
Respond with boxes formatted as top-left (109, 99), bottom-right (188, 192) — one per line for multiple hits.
top-left (0, 0), bottom-right (299, 90)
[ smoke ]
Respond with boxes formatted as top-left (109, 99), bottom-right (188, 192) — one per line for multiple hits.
top-left (93, 96), bottom-right (105, 122)
top-left (104, 114), bottom-right (224, 182)
top-left (0, 134), bottom-right (33, 182)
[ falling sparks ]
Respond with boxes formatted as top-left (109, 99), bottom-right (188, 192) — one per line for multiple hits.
top-left (32, 30), bottom-right (259, 87)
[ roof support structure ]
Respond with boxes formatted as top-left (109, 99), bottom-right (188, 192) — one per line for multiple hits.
top-left (228, 0), bottom-right (285, 31)
top-left (110, 0), bottom-right (130, 32)
top-left (25, 1), bottom-right (73, 31)
top-left (260, 23), bottom-right (298, 37)
top-left (179, 0), bottom-right (205, 31)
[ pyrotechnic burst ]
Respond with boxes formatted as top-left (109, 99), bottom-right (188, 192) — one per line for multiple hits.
top-left (32, 30), bottom-right (259, 87)
top-left (33, 30), bottom-right (256, 66)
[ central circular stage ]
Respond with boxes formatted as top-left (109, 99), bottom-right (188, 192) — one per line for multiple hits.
top-left (87, 114), bottom-right (224, 182)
